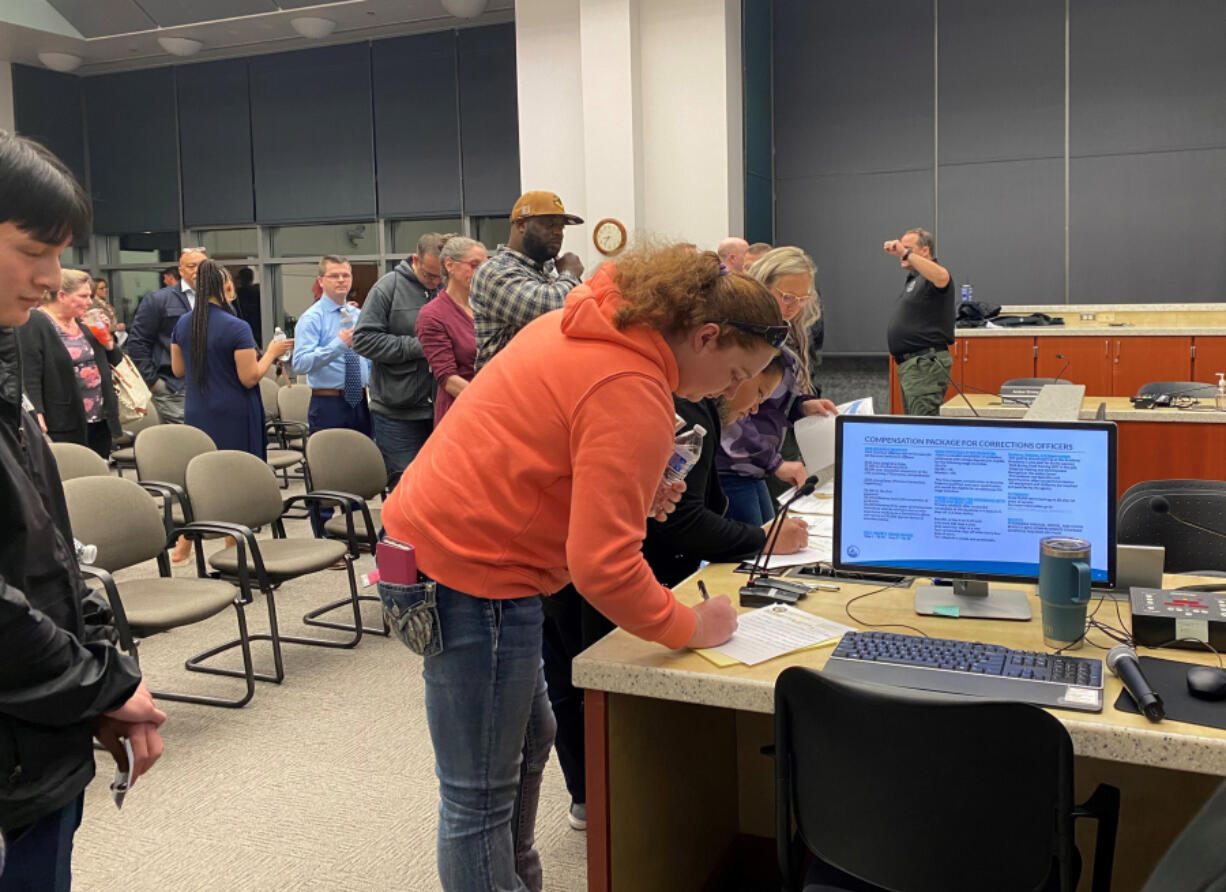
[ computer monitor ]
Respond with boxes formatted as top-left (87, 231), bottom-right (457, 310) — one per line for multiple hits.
top-left (834, 415), bottom-right (1117, 621)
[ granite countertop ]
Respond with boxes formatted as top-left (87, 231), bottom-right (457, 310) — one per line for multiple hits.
top-left (958, 326), bottom-right (1226, 337)
top-left (572, 644), bottom-right (1226, 775)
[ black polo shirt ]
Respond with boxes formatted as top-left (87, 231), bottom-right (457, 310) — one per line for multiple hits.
top-left (886, 264), bottom-right (955, 359)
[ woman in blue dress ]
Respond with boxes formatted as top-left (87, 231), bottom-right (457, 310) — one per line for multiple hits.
top-left (170, 260), bottom-right (293, 459)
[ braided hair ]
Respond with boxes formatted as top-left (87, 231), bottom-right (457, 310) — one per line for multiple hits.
top-left (189, 259), bottom-right (235, 391)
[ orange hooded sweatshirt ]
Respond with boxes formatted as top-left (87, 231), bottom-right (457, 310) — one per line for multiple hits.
top-left (383, 263), bottom-right (698, 650)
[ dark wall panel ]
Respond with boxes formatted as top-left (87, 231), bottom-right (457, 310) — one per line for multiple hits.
top-left (778, 171), bottom-right (933, 354)
top-left (456, 24), bottom-right (520, 217)
top-left (743, 0), bottom-right (773, 243)
top-left (774, 0), bottom-right (932, 178)
top-left (373, 32), bottom-right (461, 217)
top-left (938, 159), bottom-right (1064, 305)
top-left (250, 43), bottom-right (375, 223)
top-left (177, 60), bottom-right (254, 226)
top-left (11, 64), bottom-right (86, 187)
top-left (83, 68), bottom-right (179, 234)
top-left (938, 0), bottom-right (1064, 164)
top-left (1070, 149), bottom-right (1226, 303)
top-left (1070, 0), bottom-right (1226, 157)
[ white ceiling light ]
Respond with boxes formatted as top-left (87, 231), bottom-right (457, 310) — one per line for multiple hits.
top-left (441, 0), bottom-right (489, 17)
top-left (157, 36), bottom-right (203, 57)
top-left (38, 52), bottom-right (82, 73)
top-left (291, 16), bottom-right (337, 39)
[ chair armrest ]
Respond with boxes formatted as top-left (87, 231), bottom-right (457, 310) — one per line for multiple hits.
top-left (78, 564), bottom-right (136, 655)
top-left (177, 521), bottom-right (264, 602)
top-left (1073, 783), bottom-right (1120, 892)
top-left (282, 492), bottom-right (356, 519)
top-left (138, 480), bottom-right (195, 526)
top-left (303, 489), bottom-right (377, 552)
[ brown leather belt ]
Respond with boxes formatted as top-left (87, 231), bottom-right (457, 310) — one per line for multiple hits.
top-left (311, 387), bottom-right (366, 397)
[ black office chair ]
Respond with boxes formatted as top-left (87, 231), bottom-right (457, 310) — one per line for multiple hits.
top-left (774, 667), bottom-right (1119, 892)
top-left (1135, 381), bottom-right (1217, 401)
top-left (1140, 779), bottom-right (1226, 891)
top-left (1117, 479), bottom-right (1226, 575)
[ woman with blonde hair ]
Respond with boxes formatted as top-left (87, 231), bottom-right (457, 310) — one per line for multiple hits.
top-left (716, 245), bottom-right (837, 525)
top-left (17, 268), bottom-right (123, 457)
top-left (416, 235), bottom-right (487, 426)
top-left (382, 243), bottom-right (784, 892)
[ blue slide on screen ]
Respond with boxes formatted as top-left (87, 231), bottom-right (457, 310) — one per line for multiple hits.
top-left (837, 420), bottom-right (1112, 582)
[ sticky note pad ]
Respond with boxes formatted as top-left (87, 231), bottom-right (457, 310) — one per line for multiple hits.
top-left (933, 605), bottom-right (960, 618)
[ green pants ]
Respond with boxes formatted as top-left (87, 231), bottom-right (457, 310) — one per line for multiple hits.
top-left (897, 350), bottom-right (952, 416)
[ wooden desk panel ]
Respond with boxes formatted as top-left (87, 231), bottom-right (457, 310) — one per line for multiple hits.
top-left (577, 568), bottom-right (1226, 892)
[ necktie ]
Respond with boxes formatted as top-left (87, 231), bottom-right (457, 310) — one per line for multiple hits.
top-left (343, 349), bottom-right (363, 407)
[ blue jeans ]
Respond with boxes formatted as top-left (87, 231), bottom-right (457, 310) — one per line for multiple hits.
top-left (371, 413), bottom-right (432, 489)
top-left (720, 473), bottom-right (775, 526)
top-left (0, 792), bottom-right (83, 892)
top-left (423, 584), bottom-right (555, 892)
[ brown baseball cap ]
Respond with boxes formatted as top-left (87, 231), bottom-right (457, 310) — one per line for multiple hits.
top-left (510, 190), bottom-right (584, 225)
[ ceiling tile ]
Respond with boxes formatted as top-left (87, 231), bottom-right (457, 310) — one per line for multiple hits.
top-left (47, 0), bottom-right (156, 38)
top-left (134, 0), bottom-right (279, 28)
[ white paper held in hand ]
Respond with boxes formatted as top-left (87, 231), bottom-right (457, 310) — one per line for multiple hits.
top-left (111, 736), bottom-right (134, 809)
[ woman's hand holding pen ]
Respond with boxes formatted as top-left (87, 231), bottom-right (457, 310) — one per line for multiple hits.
top-left (686, 582), bottom-right (737, 649)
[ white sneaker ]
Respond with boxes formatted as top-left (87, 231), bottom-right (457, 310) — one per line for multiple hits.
top-left (567, 802), bottom-right (587, 831)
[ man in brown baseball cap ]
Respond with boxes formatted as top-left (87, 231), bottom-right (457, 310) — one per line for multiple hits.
top-left (471, 190), bottom-right (585, 369)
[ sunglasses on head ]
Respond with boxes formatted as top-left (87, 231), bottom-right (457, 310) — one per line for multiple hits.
top-left (712, 320), bottom-right (789, 349)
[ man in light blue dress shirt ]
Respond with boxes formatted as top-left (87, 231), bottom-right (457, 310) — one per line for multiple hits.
top-left (291, 254), bottom-right (372, 437)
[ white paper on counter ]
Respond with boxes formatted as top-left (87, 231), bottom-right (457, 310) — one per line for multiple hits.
top-left (709, 604), bottom-right (856, 666)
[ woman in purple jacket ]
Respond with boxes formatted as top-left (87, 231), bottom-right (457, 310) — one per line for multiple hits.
top-left (417, 236), bottom-right (487, 427)
top-left (716, 246), bottom-right (837, 525)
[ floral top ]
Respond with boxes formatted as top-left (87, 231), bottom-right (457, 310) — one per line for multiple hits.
top-left (53, 324), bottom-right (105, 423)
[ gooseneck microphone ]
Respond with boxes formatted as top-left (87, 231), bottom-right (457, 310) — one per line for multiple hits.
top-left (1052, 352), bottom-right (1071, 384)
top-left (934, 358), bottom-right (980, 417)
top-left (1107, 645), bottom-right (1165, 721)
top-left (748, 475), bottom-right (818, 585)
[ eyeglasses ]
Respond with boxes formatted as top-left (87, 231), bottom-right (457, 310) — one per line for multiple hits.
top-left (771, 287), bottom-right (815, 307)
top-left (180, 247), bottom-right (206, 255)
top-left (712, 320), bottom-right (790, 349)
top-left (321, 273), bottom-right (352, 280)
top-left (456, 259), bottom-right (483, 271)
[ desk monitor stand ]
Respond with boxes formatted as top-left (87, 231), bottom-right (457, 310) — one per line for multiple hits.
top-left (914, 580), bottom-right (1032, 621)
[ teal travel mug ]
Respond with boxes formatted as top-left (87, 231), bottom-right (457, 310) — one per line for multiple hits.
top-left (1038, 537), bottom-right (1092, 649)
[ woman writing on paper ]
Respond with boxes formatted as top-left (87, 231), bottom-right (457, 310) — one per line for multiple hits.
top-left (717, 246), bottom-right (838, 525)
top-left (382, 244), bottom-right (784, 892)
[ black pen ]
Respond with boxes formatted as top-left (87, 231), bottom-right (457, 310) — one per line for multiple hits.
top-left (697, 581), bottom-right (710, 601)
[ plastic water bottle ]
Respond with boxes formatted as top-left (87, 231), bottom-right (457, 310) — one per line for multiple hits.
top-left (273, 326), bottom-right (286, 342)
top-left (340, 305), bottom-right (358, 329)
top-left (960, 282), bottom-right (973, 303)
top-left (1216, 373), bottom-right (1226, 412)
top-left (649, 424), bottom-right (707, 517)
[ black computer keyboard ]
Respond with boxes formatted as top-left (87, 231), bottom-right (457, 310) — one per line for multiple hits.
top-left (824, 631), bottom-right (1104, 713)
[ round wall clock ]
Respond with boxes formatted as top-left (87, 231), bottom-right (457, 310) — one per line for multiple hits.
top-left (593, 218), bottom-right (628, 256)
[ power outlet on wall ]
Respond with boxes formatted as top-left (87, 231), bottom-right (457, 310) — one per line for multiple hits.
top-left (1080, 312), bottom-right (1097, 321)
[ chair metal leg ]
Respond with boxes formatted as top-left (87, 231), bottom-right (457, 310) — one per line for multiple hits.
top-left (158, 599), bottom-right (256, 708)
top-left (185, 560), bottom-right (363, 684)
top-left (302, 593), bottom-right (390, 636)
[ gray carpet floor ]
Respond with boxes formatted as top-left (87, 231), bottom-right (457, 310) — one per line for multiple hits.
top-left (72, 479), bottom-right (588, 891)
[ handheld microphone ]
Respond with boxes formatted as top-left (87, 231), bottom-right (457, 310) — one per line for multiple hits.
top-left (748, 475), bottom-right (818, 585)
top-left (1106, 644), bottom-right (1165, 721)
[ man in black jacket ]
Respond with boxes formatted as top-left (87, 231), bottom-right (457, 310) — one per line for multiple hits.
top-left (353, 232), bottom-right (444, 488)
top-left (0, 131), bottom-right (165, 890)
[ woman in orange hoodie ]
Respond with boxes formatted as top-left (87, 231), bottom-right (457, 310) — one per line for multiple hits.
top-left (381, 244), bottom-right (784, 892)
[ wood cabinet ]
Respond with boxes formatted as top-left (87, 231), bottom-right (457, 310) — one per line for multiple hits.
top-left (1111, 336), bottom-right (1192, 396)
top-left (959, 336), bottom-right (1034, 397)
top-left (1035, 336), bottom-right (1114, 394)
top-left (1193, 336), bottom-right (1226, 384)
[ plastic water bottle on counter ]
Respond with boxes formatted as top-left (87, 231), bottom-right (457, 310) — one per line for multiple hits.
top-left (960, 281), bottom-right (973, 303)
top-left (1216, 373), bottom-right (1226, 412)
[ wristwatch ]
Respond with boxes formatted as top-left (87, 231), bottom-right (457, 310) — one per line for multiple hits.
top-left (902, 247), bottom-right (913, 261)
